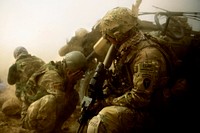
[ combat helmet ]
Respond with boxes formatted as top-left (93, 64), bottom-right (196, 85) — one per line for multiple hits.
top-left (13, 46), bottom-right (28, 59)
top-left (63, 51), bottom-right (87, 71)
top-left (100, 7), bottom-right (138, 42)
top-left (75, 28), bottom-right (89, 38)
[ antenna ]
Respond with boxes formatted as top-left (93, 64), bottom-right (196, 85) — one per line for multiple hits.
top-left (152, 5), bottom-right (168, 12)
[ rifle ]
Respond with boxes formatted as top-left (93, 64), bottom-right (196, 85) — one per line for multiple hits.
top-left (77, 44), bottom-right (117, 133)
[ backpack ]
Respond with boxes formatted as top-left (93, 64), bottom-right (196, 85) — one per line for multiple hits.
top-left (145, 33), bottom-right (200, 131)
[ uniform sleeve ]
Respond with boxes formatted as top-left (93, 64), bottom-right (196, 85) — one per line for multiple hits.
top-left (38, 70), bottom-right (65, 94)
top-left (112, 47), bottom-right (168, 109)
top-left (7, 63), bottom-right (19, 85)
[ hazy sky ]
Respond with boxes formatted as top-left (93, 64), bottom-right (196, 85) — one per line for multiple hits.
top-left (0, 0), bottom-right (200, 82)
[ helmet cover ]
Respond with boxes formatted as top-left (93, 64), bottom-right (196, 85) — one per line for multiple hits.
top-left (100, 7), bottom-right (138, 41)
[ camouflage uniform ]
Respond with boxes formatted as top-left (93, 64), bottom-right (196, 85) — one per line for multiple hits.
top-left (8, 54), bottom-right (45, 99)
top-left (7, 46), bottom-right (45, 100)
top-left (87, 7), bottom-right (178, 133)
top-left (22, 51), bottom-right (87, 133)
top-left (7, 47), bottom-right (45, 125)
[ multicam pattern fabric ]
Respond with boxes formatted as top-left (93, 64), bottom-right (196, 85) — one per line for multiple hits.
top-left (100, 7), bottom-right (138, 41)
top-left (88, 16), bottom-right (170, 132)
top-left (22, 61), bottom-right (79, 133)
top-left (7, 54), bottom-right (45, 99)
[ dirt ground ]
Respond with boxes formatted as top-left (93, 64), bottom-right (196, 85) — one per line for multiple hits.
top-left (0, 85), bottom-right (81, 133)
top-left (0, 85), bottom-right (31, 133)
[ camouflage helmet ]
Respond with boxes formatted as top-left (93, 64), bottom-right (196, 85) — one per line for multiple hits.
top-left (100, 7), bottom-right (138, 42)
top-left (13, 46), bottom-right (28, 59)
top-left (64, 51), bottom-right (87, 71)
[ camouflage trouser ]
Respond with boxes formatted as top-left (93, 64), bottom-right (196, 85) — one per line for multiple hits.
top-left (20, 91), bottom-right (29, 121)
top-left (22, 89), bottom-right (79, 133)
top-left (15, 87), bottom-right (22, 99)
top-left (22, 94), bottom-right (57, 133)
top-left (87, 106), bottom-right (149, 133)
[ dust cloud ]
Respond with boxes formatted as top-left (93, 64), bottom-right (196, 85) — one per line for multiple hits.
top-left (0, 1), bottom-right (199, 132)
top-left (0, 0), bottom-right (199, 86)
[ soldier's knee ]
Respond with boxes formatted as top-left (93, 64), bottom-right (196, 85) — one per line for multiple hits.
top-left (87, 115), bottom-right (106, 133)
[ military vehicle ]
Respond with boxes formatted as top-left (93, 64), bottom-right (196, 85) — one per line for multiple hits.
top-left (139, 6), bottom-right (199, 37)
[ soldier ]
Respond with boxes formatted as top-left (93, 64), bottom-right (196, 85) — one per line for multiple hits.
top-left (86, 7), bottom-right (185, 133)
top-left (7, 46), bottom-right (45, 100)
top-left (7, 46), bottom-right (45, 118)
top-left (22, 51), bottom-right (87, 133)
